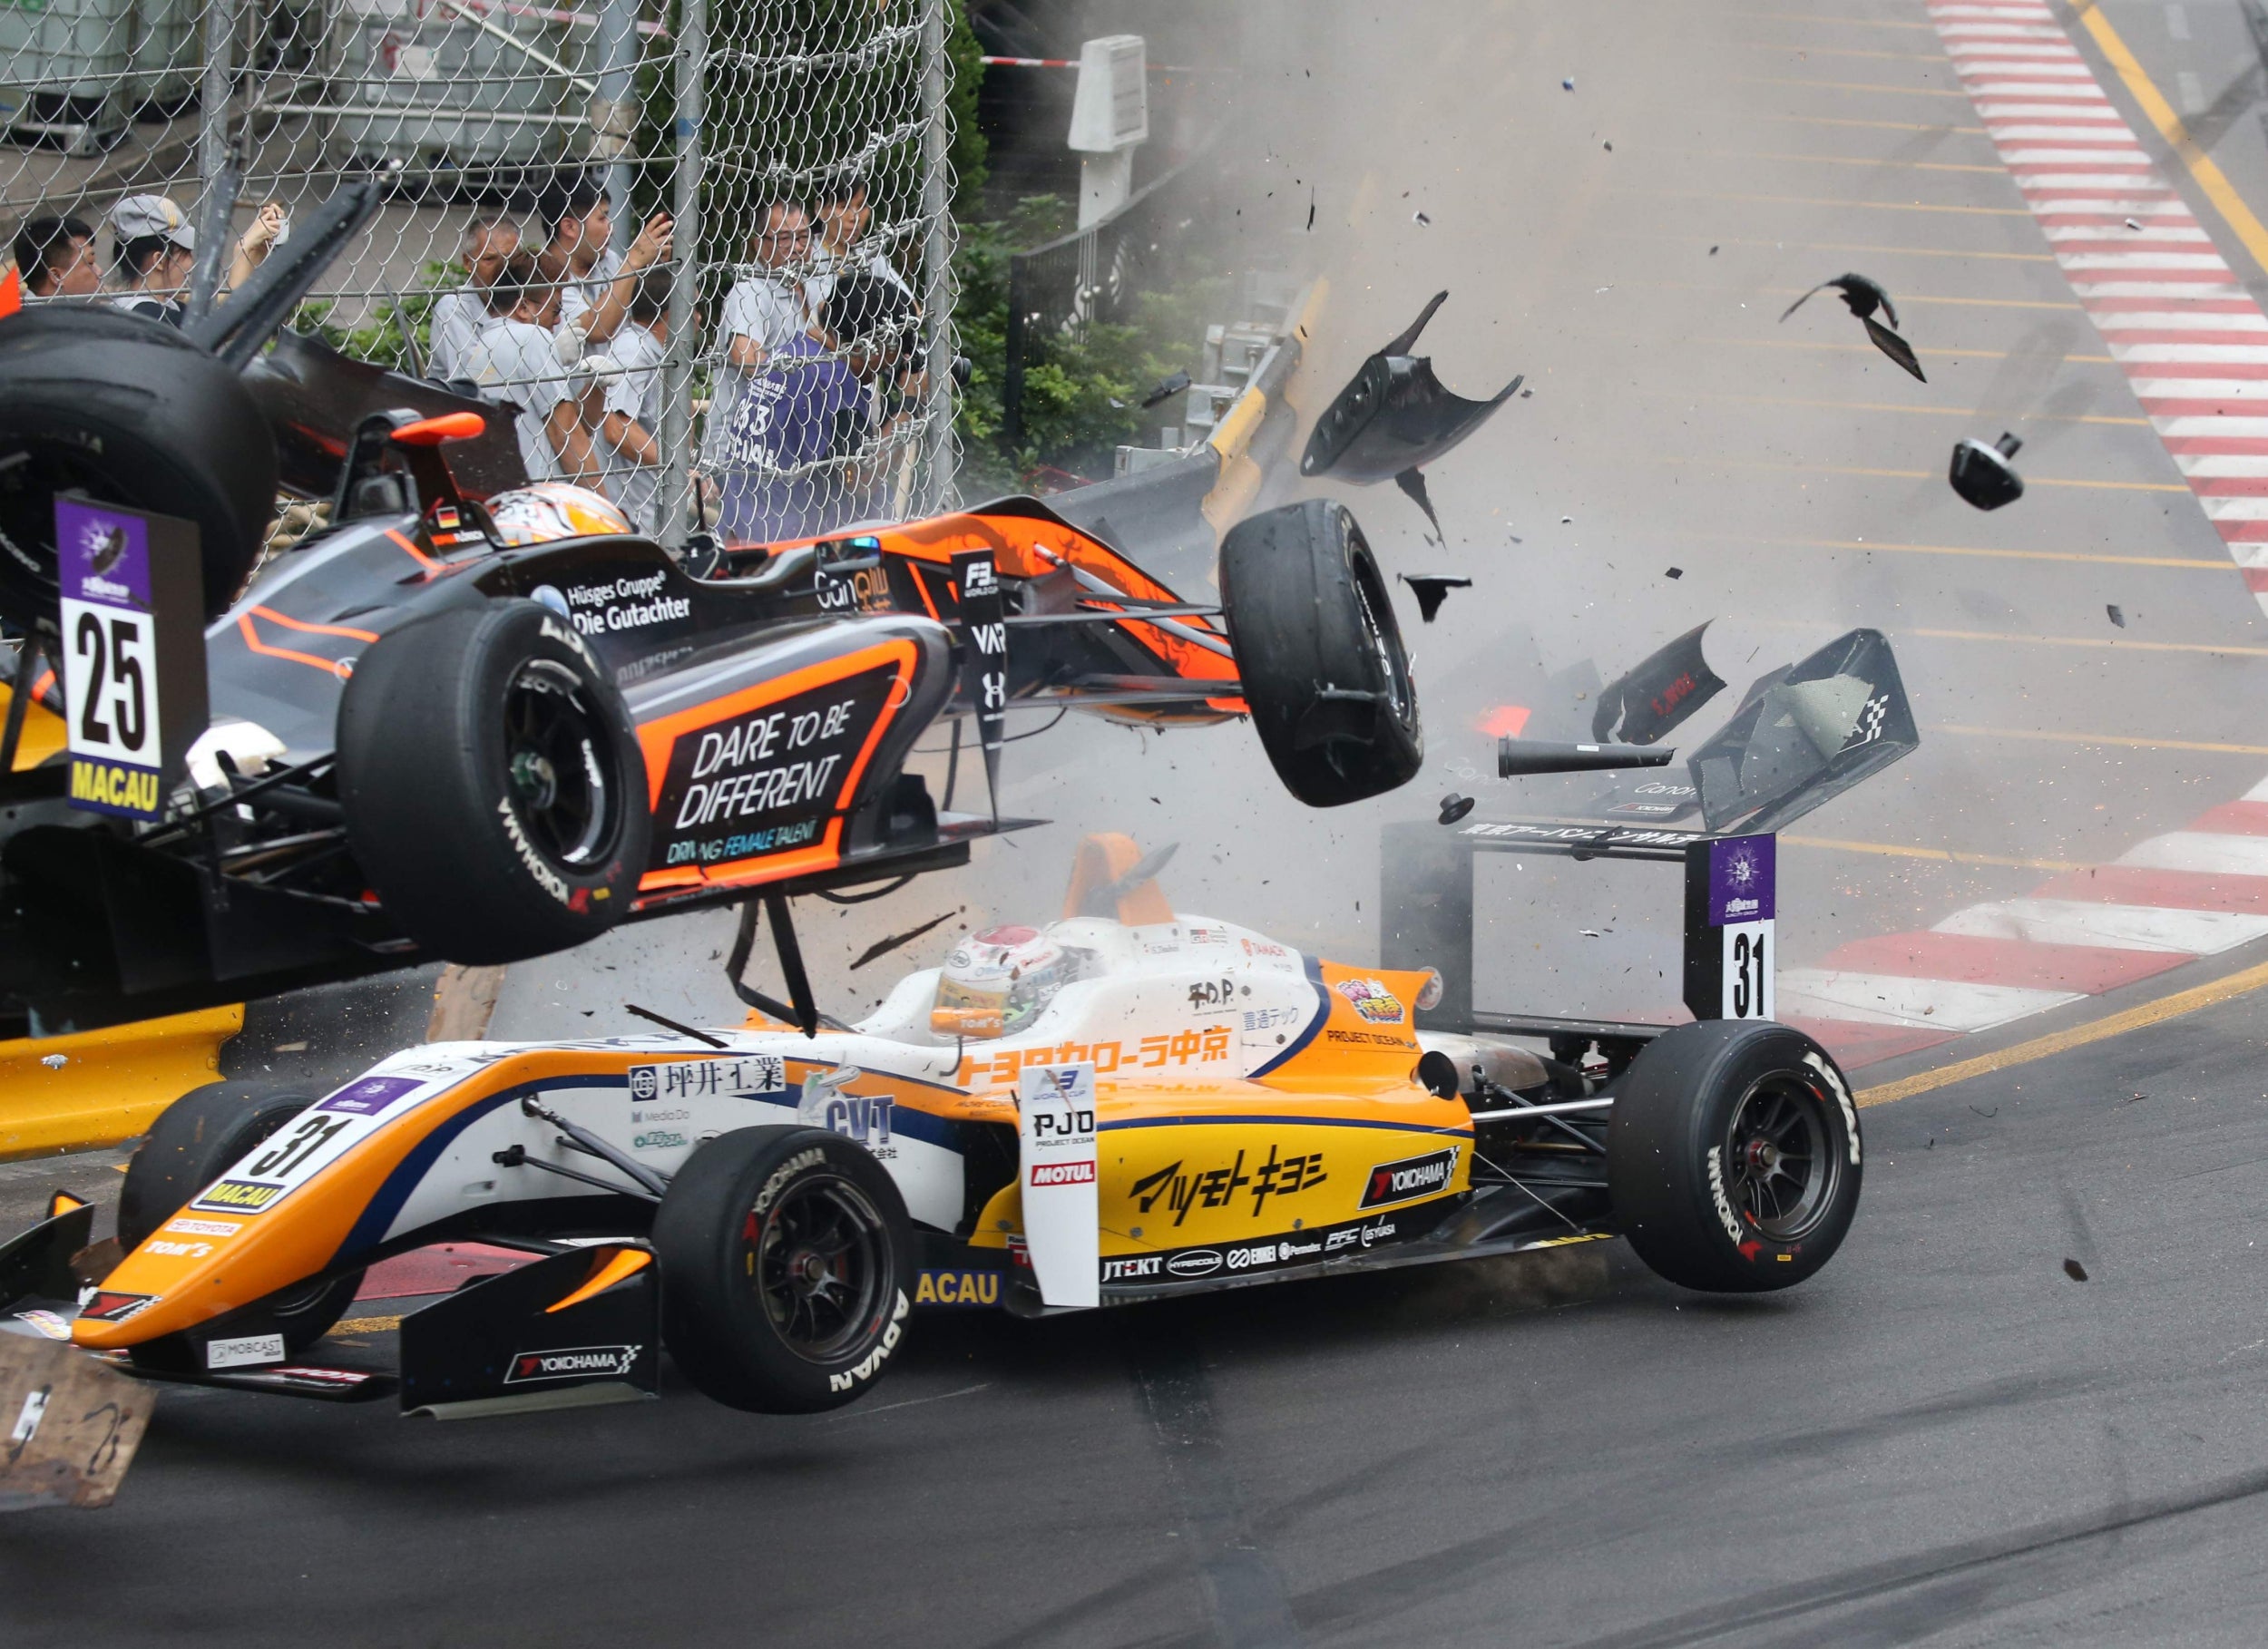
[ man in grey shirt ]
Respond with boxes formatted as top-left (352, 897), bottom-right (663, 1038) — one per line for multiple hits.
top-left (428, 214), bottom-right (520, 383)
top-left (702, 198), bottom-right (815, 469)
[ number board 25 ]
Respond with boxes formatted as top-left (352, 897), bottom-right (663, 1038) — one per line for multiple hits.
top-left (54, 497), bottom-right (209, 821)
top-left (1681, 833), bottom-right (1775, 1023)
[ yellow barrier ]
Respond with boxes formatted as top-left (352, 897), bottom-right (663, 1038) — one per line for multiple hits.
top-left (1, 679), bottom-right (66, 771)
top-left (0, 1005), bottom-right (243, 1161)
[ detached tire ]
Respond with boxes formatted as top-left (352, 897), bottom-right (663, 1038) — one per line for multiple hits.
top-left (0, 305), bottom-right (277, 637)
top-left (1607, 1020), bottom-right (1862, 1293)
top-left (1219, 499), bottom-right (1422, 806)
top-left (119, 1083), bottom-right (362, 1355)
top-left (652, 1126), bottom-right (915, 1414)
top-left (337, 598), bottom-right (648, 964)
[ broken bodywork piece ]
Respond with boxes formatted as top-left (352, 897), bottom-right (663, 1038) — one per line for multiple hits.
top-left (1300, 291), bottom-right (1522, 537)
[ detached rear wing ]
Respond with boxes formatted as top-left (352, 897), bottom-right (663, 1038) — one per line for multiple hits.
top-left (1382, 822), bottom-right (1782, 1055)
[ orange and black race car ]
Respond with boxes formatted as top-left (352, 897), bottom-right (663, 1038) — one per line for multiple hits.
top-left (0, 834), bottom-right (1861, 1449)
top-left (0, 191), bottom-right (1423, 1038)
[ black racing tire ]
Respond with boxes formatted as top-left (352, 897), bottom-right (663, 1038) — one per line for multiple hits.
top-left (1606, 1020), bottom-right (1862, 1293)
top-left (1218, 498), bottom-right (1422, 806)
top-left (337, 598), bottom-right (649, 964)
top-left (119, 1082), bottom-right (362, 1355)
top-left (652, 1125), bottom-right (915, 1414)
top-left (0, 304), bottom-right (277, 638)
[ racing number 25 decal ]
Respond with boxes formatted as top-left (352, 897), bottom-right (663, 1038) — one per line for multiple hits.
top-left (64, 607), bottom-right (154, 764)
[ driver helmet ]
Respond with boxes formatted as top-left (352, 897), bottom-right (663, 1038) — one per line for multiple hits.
top-left (485, 483), bottom-right (633, 547)
top-left (932, 924), bottom-right (1079, 1039)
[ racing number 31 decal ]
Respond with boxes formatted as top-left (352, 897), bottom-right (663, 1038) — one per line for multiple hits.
top-left (1683, 834), bottom-right (1775, 1022)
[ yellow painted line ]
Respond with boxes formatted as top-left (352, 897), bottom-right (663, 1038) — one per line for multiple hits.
top-left (1781, 834), bottom-right (2090, 872)
top-left (1900, 625), bottom-right (2268, 659)
top-left (1706, 533), bottom-right (2232, 571)
top-left (1760, 113), bottom-right (1986, 136)
top-left (0, 1006), bottom-right (243, 1161)
top-left (2071, 1), bottom-right (2268, 280)
top-left (1621, 282), bottom-right (2081, 312)
top-left (1686, 337), bottom-right (2114, 364)
top-left (1600, 233), bottom-right (2055, 263)
top-left (1732, 10), bottom-right (1937, 29)
top-left (329, 1315), bottom-right (403, 1336)
top-left (1702, 151), bottom-right (2003, 175)
top-left (1739, 42), bottom-right (1950, 63)
top-left (1856, 956), bottom-right (2268, 1106)
top-left (1653, 390), bottom-right (2141, 424)
top-left (1633, 188), bottom-right (2032, 218)
top-left (1930, 722), bottom-right (2268, 756)
top-left (1745, 615), bottom-right (2268, 659)
top-left (1660, 455), bottom-right (2184, 493)
top-left (1738, 76), bottom-right (1971, 98)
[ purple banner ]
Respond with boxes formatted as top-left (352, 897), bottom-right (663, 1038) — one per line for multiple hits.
top-left (1707, 834), bottom-right (1775, 925)
top-left (318, 1075), bottom-right (425, 1116)
top-left (55, 498), bottom-right (151, 610)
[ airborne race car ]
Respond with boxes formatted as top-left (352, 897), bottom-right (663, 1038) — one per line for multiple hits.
top-left (0, 834), bottom-right (1862, 1423)
top-left (0, 186), bottom-right (1428, 1038)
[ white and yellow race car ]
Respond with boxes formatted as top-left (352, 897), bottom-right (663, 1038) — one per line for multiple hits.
top-left (0, 834), bottom-right (1861, 1444)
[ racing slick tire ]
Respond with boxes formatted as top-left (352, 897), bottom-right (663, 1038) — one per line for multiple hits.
top-left (1606, 1020), bottom-right (1862, 1293)
top-left (0, 304), bottom-right (278, 637)
top-left (118, 1083), bottom-right (363, 1359)
top-left (337, 598), bottom-right (650, 964)
top-left (652, 1125), bottom-right (916, 1414)
top-left (1218, 499), bottom-right (1422, 807)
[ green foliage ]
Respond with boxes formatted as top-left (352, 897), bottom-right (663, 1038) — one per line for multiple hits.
top-left (951, 194), bottom-right (1227, 490)
top-left (943, 0), bottom-right (987, 215)
top-left (291, 261), bottom-right (454, 375)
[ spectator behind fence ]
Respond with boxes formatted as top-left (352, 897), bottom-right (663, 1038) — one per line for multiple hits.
top-left (594, 268), bottom-right (672, 533)
top-left (459, 253), bottom-right (600, 486)
top-left (804, 175), bottom-right (913, 317)
top-left (702, 198), bottom-right (813, 471)
top-left (539, 171), bottom-right (672, 350)
top-left (13, 215), bottom-right (100, 298)
top-left (428, 214), bottom-right (520, 382)
top-left (107, 194), bottom-right (283, 327)
top-left (711, 301), bottom-right (870, 549)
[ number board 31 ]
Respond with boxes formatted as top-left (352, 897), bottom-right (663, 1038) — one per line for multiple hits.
top-left (55, 497), bottom-right (209, 821)
top-left (1682, 833), bottom-right (1775, 1023)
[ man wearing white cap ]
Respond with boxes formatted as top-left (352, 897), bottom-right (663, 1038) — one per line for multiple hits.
top-left (107, 193), bottom-right (284, 327)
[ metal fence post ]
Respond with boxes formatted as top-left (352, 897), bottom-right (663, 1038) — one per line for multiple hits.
top-left (197, 0), bottom-right (238, 211)
top-left (594, 0), bottom-right (639, 251)
top-left (658, 0), bottom-right (705, 550)
top-left (916, 0), bottom-right (955, 512)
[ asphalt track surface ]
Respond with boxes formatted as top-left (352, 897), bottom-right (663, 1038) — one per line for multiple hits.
top-left (15, 0), bottom-right (2268, 1642)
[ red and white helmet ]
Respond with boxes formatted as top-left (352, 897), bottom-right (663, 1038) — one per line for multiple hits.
top-left (485, 483), bottom-right (632, 547)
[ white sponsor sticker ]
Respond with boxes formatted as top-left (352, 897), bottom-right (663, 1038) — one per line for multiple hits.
top-left (1018, 1063), bottom-right (1100, 1310)
top-left (162, 1218), bottom-right (241, 1238)
top-left (205, 1332), bottom-right (287, 1371)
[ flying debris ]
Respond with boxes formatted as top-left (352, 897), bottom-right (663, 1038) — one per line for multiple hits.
top-left (1399, 572), bottom-right (1472, 623)
top-left (1439, 792), bottom-right (1475, 825)
top-left (1498, 740), bottom-right (1672, 777)
top-left (848, 908), bottom-right (963, 972)
top-left (2107, 603), bottom-right (2126, 629)
top-left (1664, 566), bottom-right (1684, 580)
top-left (1780, 272), bottom-right (1926, 383)
top-left (1950, 432), bottom-right (2025, 511)
top-left (1299, 291), bottom-right (1522, 539)
top-left (2063, 1258), bottom-right (2089, 1283)
top-left (1140, 371), bottom-right (1192, 409)
top-left (1592, 621), bottom-right (1726, 746)
top-left (1413, 210), bottom-right (1432, 226)
top-left (1562, 76), bottom-right (1575, 90)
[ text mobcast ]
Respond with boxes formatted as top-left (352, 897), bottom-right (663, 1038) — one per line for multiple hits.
top-left (1358, 1147), bottom-right (1459, 1208)
top-left (650, 666), bottom-right (895, 871)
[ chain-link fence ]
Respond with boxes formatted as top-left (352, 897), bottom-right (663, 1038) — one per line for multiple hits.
top-left (1, 0), bottom-right (958, 542)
